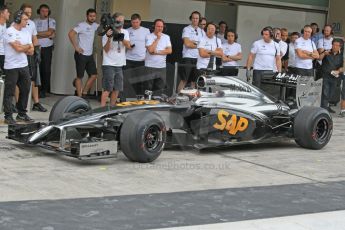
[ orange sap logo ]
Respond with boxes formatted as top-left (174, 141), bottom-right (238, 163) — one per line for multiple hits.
top-left (213, 110), bottom-right (249, 135)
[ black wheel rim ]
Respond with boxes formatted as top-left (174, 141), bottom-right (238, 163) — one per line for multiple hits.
top-left (144, 125), bottom-right (162, 152)
top-left (313, 118), bottom-right (330, 144)
top-left (73, 108), bottom-right (89, 114)
top-left (64, 108), bottom-right (89, 119)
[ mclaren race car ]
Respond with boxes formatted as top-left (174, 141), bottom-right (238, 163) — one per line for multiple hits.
top-left (7, 72), bottom-right (333, 163)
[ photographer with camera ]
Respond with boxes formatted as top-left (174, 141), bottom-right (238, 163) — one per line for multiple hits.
top-left (100, 12), bottom-right (131, 106)
top-left (68, 8), bottom-right (99, 98)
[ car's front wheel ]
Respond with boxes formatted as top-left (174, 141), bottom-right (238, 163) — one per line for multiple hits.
top-left (120, 110), bottom-right (166, 163)
top-left (294, 106), bottom-right (333, 150)
top-left (49, 96), bottom-right (91, 123)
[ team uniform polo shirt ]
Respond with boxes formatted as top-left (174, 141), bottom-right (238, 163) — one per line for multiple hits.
top-left (197, 36), bottom-right (222, 69)
top-left (34, 17), bottom-right (56, 47)
top-left (311, 32), bottom-right (322, 44)
top-left (4, 26), bottom-right (32, 69)
top-left (22, 19), bottom-right (37, 38)
top-left (295, 37), bottom-right (317, 69)
top-left (317, 36), bottom-right (333, 51)
top-left (288, 42), bottom-right (297, 67)
top-left (279, 40), bottom-right (288, 57)
top-left (126, 26), bottom-right (150, 61)
top-left (73, 21), bottom-right (99, 56)
top-left (182, 25), bottom-right (205, 59)
top-left (145, 33), bottom-right (172, 68)
top-left (216, 33), bottom-right (227, 44)
top-left (222, 42), bottom-right (242, 67)
top-left (102, 29), bottom-right (129, 67)
top-left (250, 39), bottom-right (280, 71)
top-left (0, 23), bottom-right (6, 55)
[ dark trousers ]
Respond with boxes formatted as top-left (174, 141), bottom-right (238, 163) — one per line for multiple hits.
top-left (287, 67), bottom-right (298, 75)
top-left (40, 46), bottom-right (53, 93)
top-left (179, 58), bottom-right (198, 82)
top-left (219, 67), bottom-right (239, 77)
top-left (3, 67), bottom-right (31, 117)
top-left (321, 75), bottom-right (337, 108)
top-left (294, 68), bottom-right (314, 77)
top-left (0, 55), bottom-right (4, 72)
top-left (124, 60), bottom-right (145, 95)
top-left (145, 67), bottom-right (167, 95)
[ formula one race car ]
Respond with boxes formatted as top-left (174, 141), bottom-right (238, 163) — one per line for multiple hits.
top-left (7, 72), bottom-right (333, 163)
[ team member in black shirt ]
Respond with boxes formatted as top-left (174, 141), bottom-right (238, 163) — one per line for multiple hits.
top-left (320, 39), bottom-right (343, 113)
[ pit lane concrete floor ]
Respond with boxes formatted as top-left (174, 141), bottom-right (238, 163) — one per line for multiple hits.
top-left (0, 95), bottom-right (345, 230)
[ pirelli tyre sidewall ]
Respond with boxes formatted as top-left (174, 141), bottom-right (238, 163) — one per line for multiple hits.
top-left (120, 110), bottom-right (166, 163)
top-left (49, 96), bottom-right (91, 123)
top-left (294, 106), bottom-right (333, 150)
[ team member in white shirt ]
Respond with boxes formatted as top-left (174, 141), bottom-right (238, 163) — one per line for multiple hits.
top-left (101, 12), bottom-right (131, 106)
top-left (34, 4), bottom-right (56, 98)
top-left (217, 21), bottom-right (227, 44)
top-left (0, 5), bottom-right (10, 70)
top-left (295, 25), bottom-right (319, 76)
top-left (272, 28), bottom-right (287, 73)
top-left (317, 25), bottom-right (334, 59)
top-left (197, 22), bottom-right (223, 71)
top-left (178, 11), bottom-right (205, 92)
top-left (281, 28), bottom-right (289, 70)
top-left (287, 32), bottom-right (300, 74)
top-left (3, 11), bottom-right (34, 124)
top-left (125, 13), bottom-right (150, 95)
top-left (199, 17), bottom-right (207, 31)
top-left (215, 21), bottom-right (227, 67)
top-left (246, 27), bottom-right (281, 89)
top-left (20, 3), bottom-right (47, 112)
top-left (145, 19), bottom-right (172, 94)
top-left (68, 8), bottom-right (99, 98)
top-left (273, 28), bottom-right (288, 57)
top-left (221, 29), bottom-right (242, 76)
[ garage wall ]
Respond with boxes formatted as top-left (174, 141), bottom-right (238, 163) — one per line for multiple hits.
top-left (327, 0), bottom-right (345, 36)
top-left (149, 0), bottom-right (206, 24)
top-left (112, 0), bottom-right (150, 21)
top-left (205, 2), bottom-right (237, 31)
top-left (111, 0), bottom-right (206, 24)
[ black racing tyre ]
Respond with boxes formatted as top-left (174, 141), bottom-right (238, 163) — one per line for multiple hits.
top-left (294, 106), bottom-right (333, 150)
top-left (120, 110), bottom-right (166, 163)
top-left (49, 96), bottom-right (91, 123)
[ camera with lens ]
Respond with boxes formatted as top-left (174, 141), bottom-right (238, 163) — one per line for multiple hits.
top-left (97, 13), bottom-right (125, 41)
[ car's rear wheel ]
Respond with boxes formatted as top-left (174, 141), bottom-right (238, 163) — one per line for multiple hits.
top-left (49, 96), bottom-right (91, 123)
top-left (120, 110), bottom-right (166, 163)
top-left (294, 106), bottom-right (332, 150)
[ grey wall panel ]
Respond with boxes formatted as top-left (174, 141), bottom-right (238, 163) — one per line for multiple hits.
top-left (51, 0), bottom-right (95, 95)
top-left (205, 2), bottom-right (237, 31)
